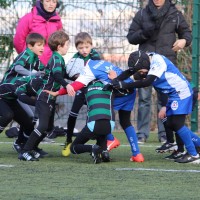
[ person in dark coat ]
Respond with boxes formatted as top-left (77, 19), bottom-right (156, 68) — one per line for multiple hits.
top-left (126, 0), bottom-right (192, 157)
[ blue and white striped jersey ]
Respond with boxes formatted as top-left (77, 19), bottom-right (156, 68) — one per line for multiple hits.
top-left (76, 59), bottom-right (133, 86)
top-left (148, 53), bottom-right (192, 100)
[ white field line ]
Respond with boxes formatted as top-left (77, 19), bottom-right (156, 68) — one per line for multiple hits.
top-left (0, 165), bottom-right (14, 168)
top-left (115, 168), bottom-right (200, 173)
top-left (0, 141), bottom-right (159, 148)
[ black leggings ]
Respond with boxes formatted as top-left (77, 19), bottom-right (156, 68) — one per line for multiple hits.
top-left (166, 115), bottom-right (186, 132)
top-left (0, 99), bottom-right (33, 135)
top-left (70, 119), bottom-right (110, 154)
top-left (118, 110), bottom-right (132, 130)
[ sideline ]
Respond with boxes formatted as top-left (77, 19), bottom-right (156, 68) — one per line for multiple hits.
top-left (115, 168), bottom-right (200, 173)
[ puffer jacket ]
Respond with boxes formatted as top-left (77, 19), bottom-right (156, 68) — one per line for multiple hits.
top-left (127, 5), bottom-right (192, 64)
top-left (13, 6), bottom-right (63, 66)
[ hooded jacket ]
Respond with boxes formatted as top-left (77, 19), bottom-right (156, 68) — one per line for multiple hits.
top-left (127, 1), bottom-right (192, 64)
top-left (13, 6), bottom-right (63, 66)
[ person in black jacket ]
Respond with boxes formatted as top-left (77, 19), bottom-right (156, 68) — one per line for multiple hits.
top-left (126, 0), bottom-right (192, 156)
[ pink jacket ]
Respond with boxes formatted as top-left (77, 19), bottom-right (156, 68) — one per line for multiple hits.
top-left (13, 7), bottom-right (63, 66)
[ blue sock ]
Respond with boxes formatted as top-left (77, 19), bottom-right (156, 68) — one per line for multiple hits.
top-left (106, 133), bottom-right (114, 141)
top-left (125, 126), bottom-right (140, 156)
top-left (176, 126), bottom-right (197, 156)
top-left (189, 130), bottom-right (200, 147)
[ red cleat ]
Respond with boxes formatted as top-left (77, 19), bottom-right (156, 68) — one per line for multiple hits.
top-left (107, 137), bottom-right (120, 151)
top-left (130, 153), bottom-right (144, 162)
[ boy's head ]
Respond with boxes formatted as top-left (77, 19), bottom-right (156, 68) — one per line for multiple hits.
top-left (75, 32), bottom-right (93, 57)
top-left (128, 50), bottom-right (150, 74)
top-left (48, 30), bottom-right (70, 55)
top-left (26, 33), bottom-right (45, 56)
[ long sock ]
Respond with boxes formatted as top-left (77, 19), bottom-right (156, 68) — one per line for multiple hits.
top-left (106, 133), bottom-right (114, 141)
top-left (23, 129), bottom-right (41, 152)
top-left (125, 126), bottom-right (140, 156)
top-left (67, 115), bottom-right (77, 143)
top-left (176, 126), bottom-right (197, 156)
top-left (34, 133), bottom-right (46, 148)
top-left (189, 130), bottom-right (200, 147)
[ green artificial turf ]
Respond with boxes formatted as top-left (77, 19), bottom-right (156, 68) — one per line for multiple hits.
top-left (0, 132), bottom-right (200, 200)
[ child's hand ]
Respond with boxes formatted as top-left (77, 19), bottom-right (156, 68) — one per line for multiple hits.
top-left (158, 106), bottom-right (166, 119)
top-left (108, 70), bottom-right (117, 80)
top-left (67, 84), bottom-right (75, 96)
top-left (43, 90), bottom-right (59, 96)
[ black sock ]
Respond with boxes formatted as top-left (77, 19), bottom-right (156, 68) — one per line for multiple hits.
top-left (22, 131), bottom-right (40, 152)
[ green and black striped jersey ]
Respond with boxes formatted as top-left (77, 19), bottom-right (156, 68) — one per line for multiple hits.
top-left (85, 80), bottom-right (115, 123)
top-left (37, 51), bottom-right (68, 103)
top-left (2, 48), bottom-right (44, 84)
top-left (0, 76), bottom-right (41, 104)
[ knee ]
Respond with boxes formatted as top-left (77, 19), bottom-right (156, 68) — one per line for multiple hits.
top-left (0, 111), bottom-right (14, 125)
top-left (119, 120), bottom-right (131, 130)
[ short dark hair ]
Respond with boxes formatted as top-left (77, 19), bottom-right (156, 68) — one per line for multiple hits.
top-left (75, 32), bottom-right (92, 47)
top-left (48, 30), bottom-right (69, 51)
top-left (26, 33), bottom-right (45, 46)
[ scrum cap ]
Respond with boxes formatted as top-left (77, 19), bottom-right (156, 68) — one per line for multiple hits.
top-left (128, 50), bottom-right (150, 73)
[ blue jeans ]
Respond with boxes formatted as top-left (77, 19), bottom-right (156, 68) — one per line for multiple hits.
top-left (137, 86), bottom-right (166, 140)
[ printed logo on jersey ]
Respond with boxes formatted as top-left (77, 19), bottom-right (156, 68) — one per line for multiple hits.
top-left (105, 65), bottom-right (113, 73)
top-left (171, 101), bottom-right (178, 110)
top-left (93, 60), bottom-right (105, 69)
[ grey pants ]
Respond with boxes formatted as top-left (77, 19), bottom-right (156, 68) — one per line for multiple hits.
top-left (137, 86), bottom-right (166, 140)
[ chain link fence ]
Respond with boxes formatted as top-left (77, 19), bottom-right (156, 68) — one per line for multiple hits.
top-left (0, 0), bottom-right (196, 132)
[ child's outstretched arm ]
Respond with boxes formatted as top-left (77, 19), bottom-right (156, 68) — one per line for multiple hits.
top-left (43, 90), bottom-right (59, 97)
top-left (44, 81), bottom-right (85, 97)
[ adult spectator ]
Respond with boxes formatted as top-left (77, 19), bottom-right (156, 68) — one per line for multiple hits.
top-left (14, 0), bottom-right (63, 66)
top-left (13, 0), bottom-right (63, 142)
top-left (127, 0), bottom-right (192, 143)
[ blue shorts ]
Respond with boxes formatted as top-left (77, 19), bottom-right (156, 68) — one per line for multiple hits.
top-left (166, 96), bottom-right (193, 116)
top-left (114, 91), bottom-right (136, 111)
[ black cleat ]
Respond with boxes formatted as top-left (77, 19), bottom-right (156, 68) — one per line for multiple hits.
top-left (165, 151), bottom-right (185, 160)
top-left (18, 152), bottom-right (39, 161)
top-left (101, 150), bottom-right (111, 162)
top-left (34, 147), bottom-right (48, 156)
top-left (174, 152), bottom-right (200, 164)
top-left (31, 150), bottom-right (43, 159)
top-left (13, 141), bottom-right (24, 153)
top-left (155, 142), bottom-right (177, 153)
top-left (91, 145), bottom-right (102, 164)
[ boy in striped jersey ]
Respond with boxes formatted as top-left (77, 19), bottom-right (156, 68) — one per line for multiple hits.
top-left (70, 80), bottom-right (115, 164)
top-left (1, 33), bottom-right (45, 84)
top-left (18, 30), bottom-right (70, 161)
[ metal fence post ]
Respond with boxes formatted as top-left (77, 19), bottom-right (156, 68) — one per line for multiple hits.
top-left (191, 0), bottom-right (200, 132)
